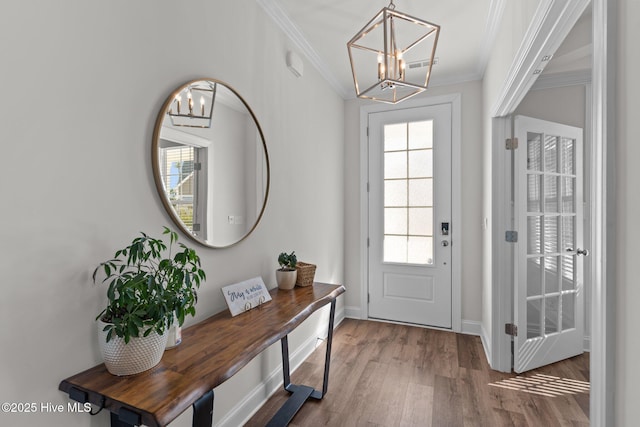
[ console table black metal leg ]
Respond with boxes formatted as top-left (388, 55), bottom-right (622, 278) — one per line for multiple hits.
top-left (267, 298), bottom-right (338, 426)
top-left (192, 390), bottom-right (214, 427)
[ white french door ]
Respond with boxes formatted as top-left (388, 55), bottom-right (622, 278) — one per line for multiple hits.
top-left (368, 104), bottom-right (452, 328)
top-left (513, 115), bottom-right (585, 372)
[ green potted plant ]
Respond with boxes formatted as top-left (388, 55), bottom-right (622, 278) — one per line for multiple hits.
top-left (276, 251), bottom-right (297, 290)
top-left (92, 227), bottom-right (206, 375)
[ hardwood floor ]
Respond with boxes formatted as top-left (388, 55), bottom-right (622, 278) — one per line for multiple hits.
top-left (244, 319), bottom-right (589, 427)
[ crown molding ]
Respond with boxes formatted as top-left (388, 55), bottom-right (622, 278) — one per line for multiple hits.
top-left (476, 0), bottom-right (506, 78)
top-left (256, 0), bottom-right (352, 99)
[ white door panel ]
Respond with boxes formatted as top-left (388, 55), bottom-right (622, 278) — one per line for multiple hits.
top-left (368, 104), bottom-right (452, 328)
top-left (514, 115), bottom-right (584, 372)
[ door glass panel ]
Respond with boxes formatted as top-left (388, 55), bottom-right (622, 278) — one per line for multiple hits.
top-left (562, 177), bottom-right (575, 213)
top-left (560, 137), bottom-right (575, 175)
top-left (527, 298), bottom-right (542, 339)
top-left (384, 208), bottom-right (407, 235)
top-left (384, 123), bottom-right (407, 151)
top-left (385, 180), bottom-right (407, 206)
top-left (408, 120), bottom-right (433, 149)
top-left (527, 216), bottom-right (542, 254)
top-left (409, 178), bottom-right (432, 206)
top-left (385, 152), bottom-right (407, 179)
top-left (544, 135), bottom-right (558, 173)
top-left (527, 257), bottom-right (542, 297)
top-left (527, 133), bottom-right (542, 171)
top-left (408, 236), bottom-right (433, 264)
top-left (562, 293), bottom-right (576, 330)
top-left (544, 216), bottom-right (559, 253)
top-left (383, 120), bottom-right (434, 265)
top-left (545, 296), bottom-right (560, 334)
top-left (562, 216), bottom-right (575, 250)
top-left (561, 255), bottom-right (575, 290)
top-left (409, 208), bottom-right (432, 235)
top-left (544, 175), bottom-right (559, 212)
top-left (384, 236), bottom-right (407, 263)
top-left (527, 175), bottom-right (542, 212)
top-left (544, 256), bottom-right (560, 293)
top-left (408, 150), bottom-right (432, 178)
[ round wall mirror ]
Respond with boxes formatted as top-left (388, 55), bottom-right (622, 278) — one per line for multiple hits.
top-left (152, 78), bottom-right (270, 248)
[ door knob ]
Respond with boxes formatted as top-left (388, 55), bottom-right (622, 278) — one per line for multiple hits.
top-left (577, 248), bottom-right (589, 256)
top-left (441, 240), bottom-right (449, 247)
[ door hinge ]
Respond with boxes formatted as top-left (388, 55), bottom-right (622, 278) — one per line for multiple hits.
top-left (192, 223), bottom-right (201, 232)
top-left (367, 182), bottom-right (370, 192)
top-left (505, 230), bottom-right (518, 242)
top-left (367, 293), bottom-right (370, 303)
top-left (193, 162), bottom-right (202, 171)
top-left (506, 138), bottom-right (519, 150)
top-left (367, 237), bottom-right (370, 247)
top-left (505, 323), bottom-right (518, 336)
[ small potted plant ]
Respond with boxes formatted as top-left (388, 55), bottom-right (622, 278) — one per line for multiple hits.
top-left (276, 251), bottom-right (297, 290)
top-left (92, 227), bottom-right (206, 375)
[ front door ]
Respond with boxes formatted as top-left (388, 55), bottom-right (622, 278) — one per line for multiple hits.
top-left (513, 115), bottom-right (586, 372)
top-left (368, 104), bottom-right (452, 328)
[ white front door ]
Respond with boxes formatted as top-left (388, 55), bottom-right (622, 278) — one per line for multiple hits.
top-left (368, 104), bottom-right (452, 328)
top-left (513, 115), bottom-right (585, 372)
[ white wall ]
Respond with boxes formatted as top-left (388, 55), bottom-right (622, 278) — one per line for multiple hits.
top-left (343, 80), bottom-right (484, 325)
top-left (0, 1), bottom-right (344, 426)
top-left (615, 1), bottom-right (640, 424)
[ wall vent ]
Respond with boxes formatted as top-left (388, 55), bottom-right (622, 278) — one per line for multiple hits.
top-left (407, 57), bottom-right (439, 69)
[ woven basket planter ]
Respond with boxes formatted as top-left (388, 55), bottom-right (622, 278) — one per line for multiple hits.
top-left (295, 262), bottom-right (316, 287)
top-left (98, 320), bottom-right (168, 376)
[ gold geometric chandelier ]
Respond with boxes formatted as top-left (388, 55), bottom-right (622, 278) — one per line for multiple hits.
top-left (347, 0), bottom-right (440, 104)
top-left (167, 81), bottom-right (217, 128)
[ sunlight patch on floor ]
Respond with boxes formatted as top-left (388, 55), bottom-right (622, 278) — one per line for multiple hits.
top-left (489, 373), bottom-right (590, 397)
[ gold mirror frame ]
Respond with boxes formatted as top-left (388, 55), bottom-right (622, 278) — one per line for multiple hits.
top-left (152, 78), bottom-right (270, 248)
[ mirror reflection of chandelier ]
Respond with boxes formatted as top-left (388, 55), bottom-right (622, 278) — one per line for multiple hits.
top-left (347, 0), bottom-right (440, 104)
top-left (167, 81), bottom-right (217, 128)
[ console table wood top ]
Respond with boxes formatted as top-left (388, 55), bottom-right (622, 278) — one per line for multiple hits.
top-left (59, 282), bottom-right (345, 427)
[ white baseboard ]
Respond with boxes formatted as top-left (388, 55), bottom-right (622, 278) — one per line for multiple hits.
top-left (216, 306), bottom-right (345, 427)
top-left (480, 323), bottom-right (492, 367)
top-left (344, 305), bottom-right (362, 319)
top-left (460, 319), bottom-right (482, 336)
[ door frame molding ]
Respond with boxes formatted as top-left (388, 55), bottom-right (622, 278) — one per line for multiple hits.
top-left (490, 0), bottom-right (612, 425)
top-left (359, 93), bottom-right (462, 332)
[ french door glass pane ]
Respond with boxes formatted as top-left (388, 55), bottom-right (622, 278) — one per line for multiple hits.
top-left (528, 133), bottom-right (542, 171)
top-left (527, 216), bottom-right (542, 254)
top-left (383, 120), bottom-right (434, 265)
top-left (545, 175), bottom-right (559, 212)
top-left (527, 174), bottom-right (542, 212)
top-left (561, 255), bottom-right (575, 290)
top-left (562, 293), bottom-right (576, 330)
top-left (561, 137), bottom-right (575, 175)
top-left (527, 299), bottom-right (542, 339)
top-left (545, 296), bottom-right (560, 334)
top-left (544, 135), bottom-right (558, 173)
top-left (527, 257), bottom-right (542, 297)
top-left (545, 256), bottom-right (560, 293)
top-left (544, 216), bottom-right (559, 253)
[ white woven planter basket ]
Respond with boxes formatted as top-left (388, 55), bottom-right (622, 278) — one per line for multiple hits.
top-left (98, 320), bottom-right (169, 376)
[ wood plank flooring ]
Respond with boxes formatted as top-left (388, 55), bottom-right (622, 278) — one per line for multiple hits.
top-left (244, 319), bottom-right (589, 427)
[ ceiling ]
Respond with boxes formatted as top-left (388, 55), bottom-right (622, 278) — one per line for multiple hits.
top-left (257, 0), bottom-right (501, 99)
top-left (257, 0), bottom-right (592, 100)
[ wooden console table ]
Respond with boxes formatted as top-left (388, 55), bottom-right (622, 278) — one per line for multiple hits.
top-left (59, 282), bottom-right (345, 427)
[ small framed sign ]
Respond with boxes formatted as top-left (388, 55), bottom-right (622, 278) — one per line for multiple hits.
top-left (221, 276), bottom-right (272, 317)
